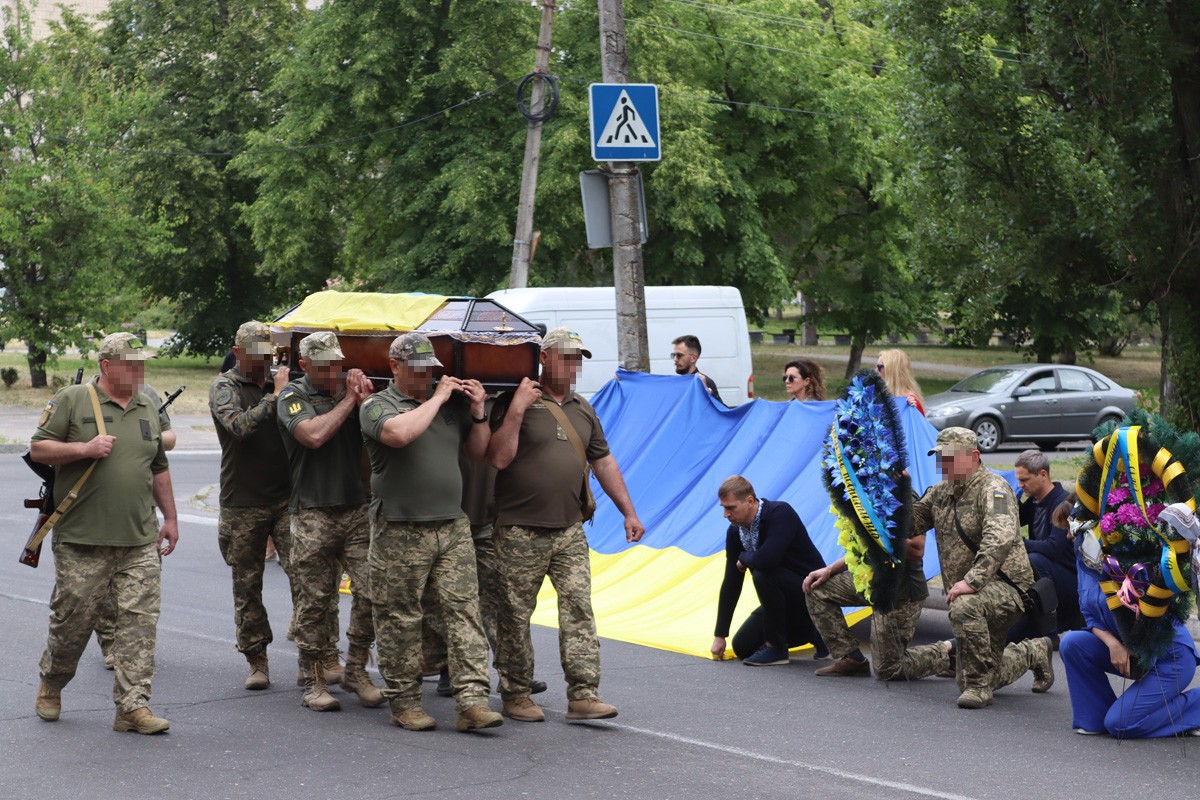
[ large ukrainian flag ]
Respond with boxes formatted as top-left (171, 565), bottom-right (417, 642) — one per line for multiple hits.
top-left (529, 370), bottom-right (944, 659)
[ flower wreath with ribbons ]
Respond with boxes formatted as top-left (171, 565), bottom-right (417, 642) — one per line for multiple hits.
top-left (1074, 408), bottom-right (1199, 672)
top-left (821, 369), bottom-right (912, 612)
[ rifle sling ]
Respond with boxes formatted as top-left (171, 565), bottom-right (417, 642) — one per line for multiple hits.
top-left (952, 506), bottom-right (1024, 597)
top-left (542, 399), bottom-right (596, 511)
top-left (24, 383), bottom-right (106, 553)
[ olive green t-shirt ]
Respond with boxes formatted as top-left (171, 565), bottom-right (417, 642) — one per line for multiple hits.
top-left (277, 375), bottom-right (366, 512)
top-left (491, 390), bottom-right (610, 529)
top-left (360, 383), bottom-right (471, 523)
top-left (209, 368), bottom-right (290, 507)
top-left (31, 379), bottom-right (168, 547)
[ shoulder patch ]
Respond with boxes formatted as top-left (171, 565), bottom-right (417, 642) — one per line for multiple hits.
top-left (287, 401), bottom-right (302, 416)
top-left (280, 389), bottom-right (295, 401)
top-left (366, 402), bottom-right (384, 421)
top-left (37, 400), bottom-right (55, 428)
top-left (991, 490), bottom-right (1009, 515)
top-left (214, 386), bottom-right (234, 407)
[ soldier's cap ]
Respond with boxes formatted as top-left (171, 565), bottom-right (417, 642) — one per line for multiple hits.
top-left (299, 331), bottom-right (344, 362)
top-left (541, 327), bottom-right (592, 359)
top-left (235, 321), bottom-right (274, 356)
top-left (928, 426), bottom-right (978, 456)
top-left (389, 332), bottom-right (443, 368)
top-left (97, 332), bottom-right (150, 362)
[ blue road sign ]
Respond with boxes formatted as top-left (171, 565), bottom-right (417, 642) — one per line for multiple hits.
top-left (589, 83), bottom-right (661, 162)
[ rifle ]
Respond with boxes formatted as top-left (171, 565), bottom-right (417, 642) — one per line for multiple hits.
top-left (19, 368), bottom-right (85, 568)
top-left (158, 385), bottom-right (184, 415)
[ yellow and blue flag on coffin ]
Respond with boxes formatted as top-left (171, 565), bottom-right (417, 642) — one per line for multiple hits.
top-left (528, 370), bottom-right (945, 659)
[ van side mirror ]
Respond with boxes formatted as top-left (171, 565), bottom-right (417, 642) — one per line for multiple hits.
top-left (1012, 386), bottom-right (1031, 398)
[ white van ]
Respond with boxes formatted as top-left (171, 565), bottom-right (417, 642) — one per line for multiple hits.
top-left (487, 286), bottom-right (755, 405)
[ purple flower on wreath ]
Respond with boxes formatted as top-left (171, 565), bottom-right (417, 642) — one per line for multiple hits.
top-left (1116, 502), bottom-right (1149, 528)
top-left (1147, 503), bottom-right (1166, 524)
top-left (1144, 478), bottom-right (1165, 498)
top-left (1106, 487), bottom-right (1130, 507)
top-left (1100, 513), bottom-right (1118, 535)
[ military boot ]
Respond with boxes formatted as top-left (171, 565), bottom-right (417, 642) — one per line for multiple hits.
top-left (342, 645), bottom-right (385, 708)
top-left (301, 659), bottom-right (341, 712)
top-left (566, 697), bottom-right (619, 720)
top-left (245, 649), bottom-right (270, 691)
top-left (392, 706), bottom-right (437, 731)
top-left (113, 706), bottom-right (170, 734)
top-left (35, 681), bottom-right (60, 722)
top-left (456, 703), bottom-right (503, 732)
top-left (297, 652), bottom-right (344, 687)
top-left (956, 687), bottom-right (993, 710)
top-left (1031, 637), bottom-right (1055, 694)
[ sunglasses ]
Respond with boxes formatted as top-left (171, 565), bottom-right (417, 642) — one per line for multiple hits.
top-left (670, 352), bottom-right (690, 360)
top-left (783, 374), bottom-right (808, 383)
top-left (875, 363), bottom-right (885, 372)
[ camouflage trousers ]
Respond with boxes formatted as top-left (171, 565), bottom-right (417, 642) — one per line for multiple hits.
top-left (494, 523), bottom-right (600, 702)
top-left (370, 515), bottom-right (490, 711)
top-left (291, 505), bottom-right (373, 665)
top-left (40, 539), bottom-right (161, 713)
top-left (904, 580), bottom-right (1038, 690)
top-left (805, 571), bottom-right (923, 680)
top-left (219, 500), bottom-right (295, 655)
top-left (422, 522), bottom-right (500, 672)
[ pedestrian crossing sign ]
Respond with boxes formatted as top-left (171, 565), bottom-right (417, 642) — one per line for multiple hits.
top-left (589, 83), bottom-right (661, 162)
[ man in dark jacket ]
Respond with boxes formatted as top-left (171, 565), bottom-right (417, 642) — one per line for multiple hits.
top-left (1010, 449), bottom-right (1080, 640)
top-left (709, 475), bottom-right (827, 665)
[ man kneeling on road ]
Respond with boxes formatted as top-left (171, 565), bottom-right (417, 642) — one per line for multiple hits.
top-left (359, 333), bottom-right (502, 733)
top-left (710, 476), bottom-right (828, 665)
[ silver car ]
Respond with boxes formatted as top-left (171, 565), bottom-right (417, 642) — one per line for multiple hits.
top-left (924, 364), bottom-right (1137, 453)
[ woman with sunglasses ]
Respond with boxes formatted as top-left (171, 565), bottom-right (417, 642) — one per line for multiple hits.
top-left (782, 360), bottom-right (825, 402)
top-left (875, 349), bottom-right (924, 414)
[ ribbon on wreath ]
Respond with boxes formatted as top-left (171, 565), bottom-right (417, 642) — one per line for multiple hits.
top-left (829, 423), bottom-right (898, 564)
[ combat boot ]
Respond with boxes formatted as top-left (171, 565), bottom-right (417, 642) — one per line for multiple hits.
top-left (245, 649), bottom-right (270, 691)
top-left (296, 652), bottom-right (344, 687)
top-left (342, 645), bottom-right (385, 708)
top-left (35, 681), bottom-right (60, 722)
top-left (566, 697), bottom-right (618, 720)
top-left (1031, 637), bottom-right (1055, 694)
top-left (501, 696), bottom-right (545, 722)
top-left (956, 687), bottom-right (993, 709)
top-left (457, 703), bottom-right (503, 732)
top-left (301, 660), bottom-right (341, 712)
top-left (392, 706), bottom-right (437, 731)
top-left (113, 706), bottom-right (170, 734)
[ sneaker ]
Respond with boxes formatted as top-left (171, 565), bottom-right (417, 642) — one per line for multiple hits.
top-left (436, 666), bottom-right (453, 697)
top-left (1031, 637), bottom-right (1054, 694)
top-left (814, 655), bottom-right (871, 677)
top-left (1074, 727), bottom-right (1104, 736)
top-left (566, 698), bottom-right (618, 720)
top-left (956, 687), bottom-right (993, 710)
top-left (35, 681), bottom-right (60, 722)
top-left (812, 648), bottom-right (831, 661)
top-left (392, 706), bottom-right (436, 731)
top-left (743, 644), bottom-right (789, 666)
top-left (113, 706), bottom-right (170, 734)
top-left (501, 696), bottom-right (545, 722)
top-left (245, 650), bottom-right (270, 691)
top-left (456, 703), bottom-right (503, 732)
top-left (1185, 728), bottom-right (1200, 737)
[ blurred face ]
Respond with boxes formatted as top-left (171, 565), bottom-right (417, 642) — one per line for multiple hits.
top-left (235, 346), bottom-right (272, 381)
top-left (301, 357), bottom-right (343, 395)
top-left (671, 343), bottom-right (698, 375)
top-left (541, 347), bottom-right (584, 390)
top-left (783, 366), bottom-right (809, 400)
top-left (391, 358), bottom-right (437, 399)
top-left (937, 446), bottom-right (980, 482)
top-left (101, 357), bottom-right (145, 397)
top-left (1015, 466), bottom-right (1053, 500)
top-left (719, 493), bottom-right (758, 528)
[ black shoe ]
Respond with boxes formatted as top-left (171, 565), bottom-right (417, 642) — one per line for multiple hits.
top-left (436, 667), bottom-right (452, 697)
top-left (531, 679), bottom-right (547, 695)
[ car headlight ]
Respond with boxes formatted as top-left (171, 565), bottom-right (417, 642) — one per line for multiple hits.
top-left (926, 405), bottom-right (963, 419)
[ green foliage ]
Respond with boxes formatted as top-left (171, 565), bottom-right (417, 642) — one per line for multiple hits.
top-left (0, 7), bottom-right (171, 386)
top-left (1, 367), bottom-right (18, 388)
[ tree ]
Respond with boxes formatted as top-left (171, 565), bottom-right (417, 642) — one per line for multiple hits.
top-left (100, 0), bottom-right (305, 355)
top-left (0, 8), bottom-right (169, 387)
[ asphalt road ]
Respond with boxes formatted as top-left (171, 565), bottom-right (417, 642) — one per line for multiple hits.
top-left (2, 452), bottom-right (1197, 800)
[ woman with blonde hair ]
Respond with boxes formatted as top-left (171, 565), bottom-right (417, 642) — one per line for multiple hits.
top-left (875, 349), bottom-right (924, 414)
top-left (782, 359), bottom-right (826, 402)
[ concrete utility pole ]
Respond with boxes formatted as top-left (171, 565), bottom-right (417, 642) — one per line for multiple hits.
top-left (508, 0), bottom-right (557, 289)
top-left (597, 0), bottom-right (650, 372)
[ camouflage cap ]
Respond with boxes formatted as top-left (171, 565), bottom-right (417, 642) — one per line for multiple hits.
top-left (97, 332), bottom-right (150, 361)
top-left (541, 327), bottom-right (592, 359)
top-left (299, 330), bottom-right (344, 362)
top-left (389, 332), bottom-right (443, 368)
top-left (235, 321), bottom-right (274, 355)
top-left (928, 426), bottom-right (978, 455)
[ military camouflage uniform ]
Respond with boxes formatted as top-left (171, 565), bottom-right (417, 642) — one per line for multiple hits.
top-left (360, 383), bottom-right (492, 712)
top-left (32, 377), bottom-right (170, 713)
top-left (902, 464), bottom-right (1046, 691)
top-left (490, 390), bottom-right (609, 703)
top-left (806, 560), bottom-right (927, 680)
top-left (210, 366), bottom-right (294, 656)
top-left (278, 374), bottom-right (374, 670)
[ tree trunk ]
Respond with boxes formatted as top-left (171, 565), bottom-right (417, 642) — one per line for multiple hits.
top-left (802, 293), bottom-right (818, 346)
top-left (1159, 295), bottom-right (1200, 430)
top-left (1056, 347), bottom-right (1076, 365)
top-left (845, 337), bottom-right (865, 379)
top-left (26, 343), bottom-right (47, 389)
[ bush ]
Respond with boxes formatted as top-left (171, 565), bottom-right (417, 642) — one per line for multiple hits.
top-left (0, 367), bottom-right (17, 388)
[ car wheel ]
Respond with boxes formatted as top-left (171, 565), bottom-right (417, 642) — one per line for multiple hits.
top-left (1093, 414), bottom-right (1124, 441)
top-left (1037, 441), bottom-right (1060, 451)
top-left (972, 417), bottom-right (1002, 453)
